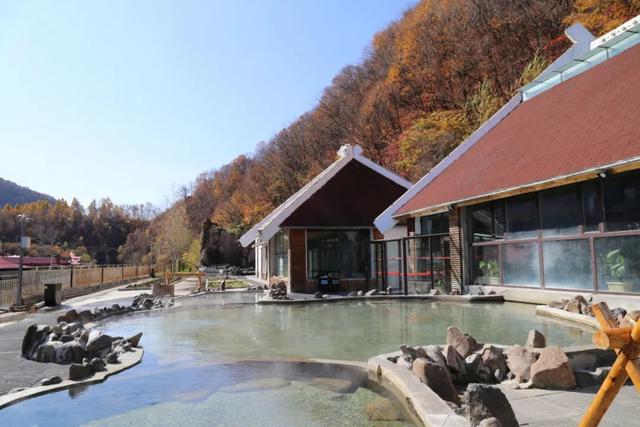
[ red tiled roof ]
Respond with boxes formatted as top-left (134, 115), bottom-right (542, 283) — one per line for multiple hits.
top-left (396, 44), bottom-right (640, 216)
top-left (0, 258), bottom-right (19, 270)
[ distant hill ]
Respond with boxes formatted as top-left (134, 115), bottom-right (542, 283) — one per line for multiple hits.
top-left (0, 178), bottom-right (56, 207)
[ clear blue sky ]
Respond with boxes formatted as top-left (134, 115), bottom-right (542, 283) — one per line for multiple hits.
top-left (0, 0), bottom-right (415, 208)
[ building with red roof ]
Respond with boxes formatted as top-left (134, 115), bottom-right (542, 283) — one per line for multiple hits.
top-left (373, 16), bottom-right (640, 296)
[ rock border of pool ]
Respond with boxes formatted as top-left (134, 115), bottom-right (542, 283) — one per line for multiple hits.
top-left (257, 294), bottom-right (505, 305)
top-left (0, 347), bottom-right (144, 410)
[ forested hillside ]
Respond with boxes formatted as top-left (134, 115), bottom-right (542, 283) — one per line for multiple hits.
top-left (97, 0), bottom-right (640, 269)
top-left (0, 178), bottom-right (56, 206)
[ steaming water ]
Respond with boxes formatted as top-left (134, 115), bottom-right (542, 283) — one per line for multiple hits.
top-left (0, 295), bottom-right (592, 426)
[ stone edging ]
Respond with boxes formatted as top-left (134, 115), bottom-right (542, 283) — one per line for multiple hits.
top-left (0, 347), bottom-right (144, 410)
top-left (257, 294), bottom-right (504, 305)
top-left (368, 352), bottom-right (467, 427)
top-left (535, 305), bottom-right (601, 330)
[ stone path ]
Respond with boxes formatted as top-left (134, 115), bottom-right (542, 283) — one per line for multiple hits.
top-left (502, 384), bottom-right (638, 426)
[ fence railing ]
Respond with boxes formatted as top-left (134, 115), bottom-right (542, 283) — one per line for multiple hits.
top-left (0, 264), bottom-right (152, 307)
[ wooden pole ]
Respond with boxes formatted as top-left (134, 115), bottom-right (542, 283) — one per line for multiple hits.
top-left (578, 303), bottom-right (640, 427)
top-left (592, 302), bottom-right (640, 391)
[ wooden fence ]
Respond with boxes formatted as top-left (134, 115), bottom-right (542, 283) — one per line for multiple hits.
top-left (0, 264), bottom-right (152, 306)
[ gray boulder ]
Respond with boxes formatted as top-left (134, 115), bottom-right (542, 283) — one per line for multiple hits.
top-left (22, 324), bottom-right (51, 358)
top-left (313, 291), bottom-right (323, 299)
top-left (35, 341), bottom-right (63, 363)
top-left (347, 291), bottom-right (357, 297)
top-left (412, 358), bottom-right (459, 403)
top-left (423, 345), bottom-right (447, 367)
top-left (524, 330), bottom-right (546, 348)
top-left (58, 341), bottom-right (86, 363)
top-left (89, 357), bottom-right (106, 371)
top-left (69, 363), bottom-right (93, 380)
top-left (480, 345), bottom-right (508, 383)
top-left (40, 376), bottom-right (63, 386)
top-left (447, 326), bottom-right (482, 358)
top-left (365, 289), bottom-right (379, 296)
top-left (56, 309), bottom-right (79, 324)
top-left (85, 331), bottom-right (116, 353)
top-left (505, 345), bottom-right (537, 382)
top-left (356, 290), bottom-right (364, 296)
top-left (125, 332), bottom-right (143, 347)
top-left (400, 344), bottom-right (418, 360)
top-left (397, 355), bottom-right (413, 370)
top-left (105, 352), bottom-right (120, 364)
top-left (463, 383), bottom-right (518, 427)
top-left (78, 310), bottom-right (94, 324)
top-left (444, 345), bottom-right (465, 375)
top-left (530, 346), bottom-right (576, 389)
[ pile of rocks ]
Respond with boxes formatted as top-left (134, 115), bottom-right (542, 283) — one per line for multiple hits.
top-left (547, 295), bottom-right (639, 326)
top-left (22, 320), bottom-right (143, 381)
top-left (548, 295), bottom-right (594, 316)
top-left (268, 277), bottom-right (289, 300)
top-left (389, 326), bottom-right (577, 403)
top-left (131, 293), bottom-right (174, 311)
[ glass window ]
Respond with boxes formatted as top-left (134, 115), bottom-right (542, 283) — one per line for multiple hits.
top-left (431, 236), bottom-right (451, 293)
top-left (604, 171), bottom-right (640, 231)
top-left (472, 245), bottom-right (500, 285)
top-left (384, 240), bottom-right (402, 292)
top-left (420, 212), bottom-right (449, 235)
top-left (272, 231), bottom-right (289, 277)
top-left (541, 185), bottom-right (581, 236)
top-left (307, 230), bottom-right (370, 279)
top-left (582, 180), bottom-right (603, 232)
top-left (506, 194), bottom-right (539, 240)
top-left (470, 205), bottom-right (493, 242)
top-left (502, 243), bottom-right (540, 286)
top-left (494, 202), bottom-right (505, 240)
top-left (543, 240), bottom-right (593, 289)
top-left (406, 237), bottom-right (430, 294)
top-left (595, 235), bottom-right (640, 293)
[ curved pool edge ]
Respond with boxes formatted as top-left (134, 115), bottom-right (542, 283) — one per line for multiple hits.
top-left (535, 305), bottom-right (601, 330)
top-left (257, 294), bottom-right (504, 305)
top-left (0, 347), bottom-right (144, 411)
top-left (368, 352), bottom-right (467, 427)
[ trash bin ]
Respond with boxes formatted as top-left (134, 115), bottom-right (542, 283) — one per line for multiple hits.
top-left (44, 283), bottom-right (62, 306)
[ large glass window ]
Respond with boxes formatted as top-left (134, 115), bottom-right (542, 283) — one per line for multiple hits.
top-left (406, 237), bottom-right (430, 294)
top-left (604, 171), bottom-right (640, 231)
top-left (506, 194), bottom-right (539, 239)
top-left (420, 212), bottom-right (449, 235)
top-left (384, 240), bottom-right (403, 292)
top-left (272, 231), bottom-right (289, 277)
top-left (307, 230), bottom-right (369, 279)
top-left (470, 205), bottom-right (493, 242)
top-left (431, 236), bottom-right (451, 293)
top-left (472, 246), bottom-right (500, 285)
top-left (541, 185), bottom-right (581, 236)
top-left (596, 235), bottom-right (640, 293)
top-left (582, 180), bottom-right (603, 232)
top-left (502, 243), bottom-right (540, 286)
top-left (543, 239), bottom-right (592, 289)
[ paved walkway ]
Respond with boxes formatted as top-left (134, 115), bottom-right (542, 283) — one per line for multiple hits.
top-left (502, 383), bottom-right (638, 426)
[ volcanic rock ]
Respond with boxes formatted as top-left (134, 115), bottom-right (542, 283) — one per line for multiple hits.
top-left (462, 383), bottom-right (518, 427)
top-left (524, 330), bottom-right (546, 348)
top-left (412, 357), bottom-right (459, 403)
top-left (530, 346), bottom-right (576, 389)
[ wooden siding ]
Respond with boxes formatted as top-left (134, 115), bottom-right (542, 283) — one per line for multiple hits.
top-left (448, 208), bottom-right (462, 292)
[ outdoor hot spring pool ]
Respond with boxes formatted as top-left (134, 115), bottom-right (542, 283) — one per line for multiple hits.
top-left (0, 295), bottom-right (593, 426)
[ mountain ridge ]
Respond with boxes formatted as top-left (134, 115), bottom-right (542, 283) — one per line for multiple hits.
top-left (0, 177), bottom-right (56, 207)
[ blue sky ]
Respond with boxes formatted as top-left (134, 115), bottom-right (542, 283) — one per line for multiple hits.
top-left (0, 0), bottom-right (415, 207)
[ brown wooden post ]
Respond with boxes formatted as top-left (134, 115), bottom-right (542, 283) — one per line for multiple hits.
top-left (578, 303), bottom-right (640, 427)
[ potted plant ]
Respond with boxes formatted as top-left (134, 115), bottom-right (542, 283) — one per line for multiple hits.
top-left (478, 259), bottom-right (499, 285)
top-left (605, 249), bottom-right (634, 292)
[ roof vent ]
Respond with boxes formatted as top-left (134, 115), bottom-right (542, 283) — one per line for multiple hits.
top-left (337, 144), bottom-right (363, 158)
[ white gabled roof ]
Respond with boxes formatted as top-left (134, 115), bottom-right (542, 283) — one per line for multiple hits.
top-left (374, 23), bottom-right (595, 233)
top-left (239, 144), bottom-right (412, 247)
